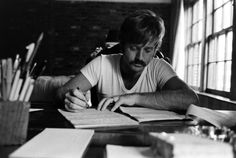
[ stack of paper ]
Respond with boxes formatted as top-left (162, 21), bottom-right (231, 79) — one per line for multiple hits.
top-left (120, 106), bottom-right (185, 123)
top-left (58, 108), bottom-right (139, 128)
top-left (106, 145), bottom-right (154, 158)
top-left (150, 133), bottom-right (233, 158)
top-left (9, 128), bottom-right (94, 158)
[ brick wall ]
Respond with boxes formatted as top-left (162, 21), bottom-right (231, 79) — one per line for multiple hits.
top-left (1, 0), bottom-right (172, 75)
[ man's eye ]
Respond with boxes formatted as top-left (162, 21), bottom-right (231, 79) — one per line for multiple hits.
top-left (144, 48), bottom-right (153, 53)
top-left (129, 46), bottom-right (138, 51)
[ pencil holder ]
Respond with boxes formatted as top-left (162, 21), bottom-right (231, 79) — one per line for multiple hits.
top-left (0, 101), bottom-right (30, 145)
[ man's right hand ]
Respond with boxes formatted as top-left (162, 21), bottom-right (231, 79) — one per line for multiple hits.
top-left (64, 89), bottom-right (90, 112)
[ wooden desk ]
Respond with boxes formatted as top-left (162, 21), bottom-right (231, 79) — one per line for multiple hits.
top-left (0, 104), bottom-right (196, 158)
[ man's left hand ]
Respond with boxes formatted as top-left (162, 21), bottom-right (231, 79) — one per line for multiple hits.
top-left (97, 94), bottom-right (137, 111)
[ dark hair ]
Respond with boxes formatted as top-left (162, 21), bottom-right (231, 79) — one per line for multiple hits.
top-left (119, 9), bottom-right (165, 50)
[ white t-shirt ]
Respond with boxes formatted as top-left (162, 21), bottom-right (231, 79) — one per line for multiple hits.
top-left (81, 54), bottom-right (177, 101)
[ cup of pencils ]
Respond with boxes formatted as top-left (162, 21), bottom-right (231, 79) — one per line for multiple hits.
top-left (0, 33), bottom-right (44, 145)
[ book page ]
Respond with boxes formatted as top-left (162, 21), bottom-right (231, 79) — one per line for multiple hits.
top-left (9, 128), bottom-right (94, 158)
top-left (119, 106), bottom-right (185, 123)
top-left (106, 145), bottom-right (154, 158)
top-left (186, 104), bottom-right (236, 128)
top-left (58, 108), bottom-right (139, 128)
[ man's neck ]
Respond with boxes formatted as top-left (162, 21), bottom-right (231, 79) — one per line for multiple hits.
top-left (120, 57), bottom-right (143, 90)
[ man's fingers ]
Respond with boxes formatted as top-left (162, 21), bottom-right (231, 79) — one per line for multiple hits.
top-left (111, 99), bottom-right (122, 112)
top-left (71, 89), bottom-right (87, 101)
top-left (101, 98), bottom-right (114, 111)
top-left (97, 98), bottom-right (107, 110)
top-left (65, 93), bottom-right (88, 108)
top-left (98, 96), bottom-right (120, 111)
top-left (65, 98), bottom-right (84, 112)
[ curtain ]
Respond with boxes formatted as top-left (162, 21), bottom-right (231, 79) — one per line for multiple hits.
top-left (170, 0), bottom-right (185, 80)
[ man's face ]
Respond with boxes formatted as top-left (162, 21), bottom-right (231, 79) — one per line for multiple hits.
top-left (122, 41), bottom-right (156, 73)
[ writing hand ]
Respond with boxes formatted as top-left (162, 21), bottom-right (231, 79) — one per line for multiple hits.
top-left (97, 94), bottom-right (137, 112)
top-left (64, 89), bottom-right (90, 112)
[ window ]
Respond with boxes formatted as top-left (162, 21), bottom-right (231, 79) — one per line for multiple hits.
top-left (184, 0), bottom-right (235, 99)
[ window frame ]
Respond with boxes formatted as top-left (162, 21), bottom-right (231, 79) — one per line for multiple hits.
top-left (184, 0), bottom-right (236, 100)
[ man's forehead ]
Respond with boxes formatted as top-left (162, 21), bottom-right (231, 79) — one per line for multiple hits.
top-left (130, 40), bottom-right (156, 47)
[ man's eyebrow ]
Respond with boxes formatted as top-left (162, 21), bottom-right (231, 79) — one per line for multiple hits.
top-left (144, 46), bottom-right (155, 49)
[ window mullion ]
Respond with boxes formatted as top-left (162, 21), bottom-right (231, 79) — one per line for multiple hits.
top-left (199, 0), bottom-right (207, 92)
top-left (230, 0), bottom-right (236, 100)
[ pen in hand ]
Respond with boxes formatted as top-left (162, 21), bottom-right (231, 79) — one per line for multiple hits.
top-left (70, 88), bottom-right (92, 108)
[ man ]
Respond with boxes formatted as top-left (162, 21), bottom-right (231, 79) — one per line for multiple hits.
top-left (57, 9), bottom-right (199, 112)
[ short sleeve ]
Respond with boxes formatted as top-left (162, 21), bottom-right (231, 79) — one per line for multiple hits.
top-left (154, 59), bottom-right (177, 89)
top-left (80, 55), bottom-right (101, 87)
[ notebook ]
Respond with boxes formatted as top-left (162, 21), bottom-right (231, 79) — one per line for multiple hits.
top-left (9, 128), bottom-right (94, 158)
top-left (58, 108), bottom-right (139, 128)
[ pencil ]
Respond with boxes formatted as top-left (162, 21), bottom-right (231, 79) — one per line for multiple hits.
top-left (24, 79), bottom-right (35, 102)
top-left (6, 58), bottom-right (13, 99)
top-left (9, 69), bottom-right (21, 101)
top-left (18, 77), bottom-right (31, 101)
top-left (13, 78), bottom-right (23, 101)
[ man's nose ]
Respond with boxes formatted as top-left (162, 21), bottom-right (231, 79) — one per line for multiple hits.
top-left (135, 49), bottom-right (144, 60)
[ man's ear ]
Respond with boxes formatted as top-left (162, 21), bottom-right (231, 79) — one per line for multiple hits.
top-left (118, 42), bottom-right (125, 53)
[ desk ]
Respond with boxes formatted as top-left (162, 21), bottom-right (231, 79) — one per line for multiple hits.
top-left (0, 103), bottom-right (197, 158)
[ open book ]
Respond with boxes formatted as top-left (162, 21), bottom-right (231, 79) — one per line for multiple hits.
top-left (186, 104), bottom-right (236, 128)
top-left (58, 104), bottom-right (236, 129)
top-left (58, 107), bottom-right (186, 129)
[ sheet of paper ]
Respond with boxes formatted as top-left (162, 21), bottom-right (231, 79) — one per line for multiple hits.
top-left (9, 128), bottom-right (94, 158)
top-left (58, 108), bottom-right (139, 128)
top-left (119, 106), bottom-right (185, 123)
top-left (106, 145), bottom-right (154, 158)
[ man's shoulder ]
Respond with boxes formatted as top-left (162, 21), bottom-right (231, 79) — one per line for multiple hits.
top-left (149, 57), bottom-right (167, 66)
top-left (101, 53), bottom-right (122, 58)
top-left (100, 53), bottom-right (122, 63)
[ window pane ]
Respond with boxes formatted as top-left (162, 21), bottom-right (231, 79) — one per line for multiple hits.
top-left (207, 63), bottom-right (216, 89)
top-left (217, 34), bottom-right (225, 61)
top-left (206, 15), bottom-right (212, 36)
top-left (209, 39), bottom-right (216, 62)
top-left (187, 7), bottom-right (192, 27)
top-left (207, 0), bottom-right (213, 14)
top-left (188, 47), bottom-right (193, 65)
top-left (198, 64), bottom-right (201, 87)
top-left (199, 0), bottom-right (203, 20)
top-left (198, 43), bottom-right (202, 64)
top-left (198, 21), bottom-right (203, 41)
top-left (214, 8), bottom-right (223, 32)
top-left (225, 61), bottom-right (231, 91)
top-left (216, 62), bottom-right (225, 90)
top-left (226, 31), bottom-right (232, 60)
top-left (193, 65), bottom-right (198, 86)
top-left (188, 66), bottom-right (193, 85)
top-left (214, 0), bottom-right (223, 9)
top-left (193, 2), bottom-right (198, 23)
top-left (193, 45), bottom-right (198, 64)
top-left (223, 1), bottom-right (233, 28)
top-left (192, 24), bottom-right (197, 42)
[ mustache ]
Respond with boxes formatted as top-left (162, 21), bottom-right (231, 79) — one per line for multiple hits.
top-left (130, 59), bottom-right (146, 67)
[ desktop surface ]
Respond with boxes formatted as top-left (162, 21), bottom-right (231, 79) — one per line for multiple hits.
top-left (0, 102), bottom-right (197, 158)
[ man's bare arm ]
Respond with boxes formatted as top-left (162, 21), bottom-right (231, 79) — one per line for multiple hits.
top-left (98, 76), bottom-right (199, 111)
top-left (56, 72), bottom-right (92, 101)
